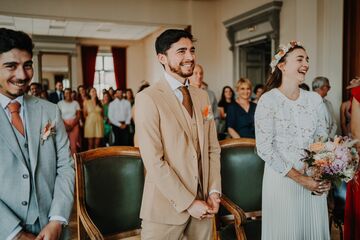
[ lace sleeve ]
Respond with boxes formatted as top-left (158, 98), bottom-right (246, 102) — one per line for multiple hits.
top-left (255, 95), bottom-right (293, 176)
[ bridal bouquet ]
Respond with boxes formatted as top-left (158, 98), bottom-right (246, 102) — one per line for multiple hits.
top-left (301, 136), bottom-right (359, 186)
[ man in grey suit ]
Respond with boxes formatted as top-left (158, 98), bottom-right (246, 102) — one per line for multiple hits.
top-left (0, 28), bottom-right (75, 239)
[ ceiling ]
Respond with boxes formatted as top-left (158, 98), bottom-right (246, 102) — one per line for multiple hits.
top-left (0, 14), bottom-right (160, 40)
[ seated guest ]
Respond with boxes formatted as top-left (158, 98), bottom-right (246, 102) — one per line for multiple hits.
top-left (48, 81), bottom-right (64, 104)
top-left (252, 84), bottom-right (264, 103)
top-left (108, 89), bottom-right (132, 146)
top-left (218, 86), bottom-right (235, 139)
top-left (227, 78), bottom-right (256, 139)
top-left (83, 88), bottom-right (104, 149)
top-left (58, 88), bottom-right (81, 155)
top-left (218, 86), bottom-right (235, 120)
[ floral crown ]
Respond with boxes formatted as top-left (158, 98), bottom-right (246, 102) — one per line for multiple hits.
top-left (270, 41), bottom-right (302, 73)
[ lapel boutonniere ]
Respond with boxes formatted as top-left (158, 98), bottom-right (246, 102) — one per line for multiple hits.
top-left (41, 121), bottom-right (56, 145)
top-left (202, 105), bottom-right (214, 122)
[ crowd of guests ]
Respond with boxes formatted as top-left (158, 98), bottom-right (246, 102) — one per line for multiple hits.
top-left (27, 81), bottom-right (150, 155)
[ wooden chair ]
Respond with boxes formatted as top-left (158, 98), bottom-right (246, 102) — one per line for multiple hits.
top-left (75, 146), bottom-right (144, 239)
top-left (216, 138), bottom-right (264, 240)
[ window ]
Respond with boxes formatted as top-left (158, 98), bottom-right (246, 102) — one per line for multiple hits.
top-left (93, 53), bottom-right (116, 99)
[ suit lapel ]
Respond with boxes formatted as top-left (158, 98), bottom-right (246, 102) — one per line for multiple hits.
top-left (189, 87), bottom-right (205, 156)
top-left (24, 95), bottom-right (42, 173)
top-left (0, 104), bottom-right (27, 164)
top-left (157, 79), bottom-right (192, 141)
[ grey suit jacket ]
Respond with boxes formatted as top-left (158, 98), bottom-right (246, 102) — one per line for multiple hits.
top-left (0, 95), bottom-right (75, 238)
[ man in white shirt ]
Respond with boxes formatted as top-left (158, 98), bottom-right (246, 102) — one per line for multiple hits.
top-left (108, 89), bottom-right (132, 145)
top-left (312, 76), bottom-right (337, 138)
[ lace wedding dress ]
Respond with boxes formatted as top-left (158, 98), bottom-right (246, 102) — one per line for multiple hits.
top-left (255, 88), bottom-right (330, 240)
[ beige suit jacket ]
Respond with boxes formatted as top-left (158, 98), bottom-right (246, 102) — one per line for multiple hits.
top-left (135, 78), bottom-right (221, 225)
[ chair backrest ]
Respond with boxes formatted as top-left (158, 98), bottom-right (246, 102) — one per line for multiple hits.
top-left (219, 138), bottom-right (264, 214)
top-left (75, 146), bottom-right (144, 236)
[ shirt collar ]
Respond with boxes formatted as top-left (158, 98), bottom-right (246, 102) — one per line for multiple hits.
top-left (0, 93), bottom-right (24, 110)
top-left (164, 71), bottom-right (189, 91)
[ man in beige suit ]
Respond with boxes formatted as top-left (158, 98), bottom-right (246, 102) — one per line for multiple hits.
top-left (135, 29), bottom-right (221, 239)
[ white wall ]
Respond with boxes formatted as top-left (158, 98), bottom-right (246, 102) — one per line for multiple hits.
top-left (143, 28), bottom-right (165, 85)
top-left (278, 0), bottom-right (343, 127)
top-left (0, 0), bottom-right (191, 26)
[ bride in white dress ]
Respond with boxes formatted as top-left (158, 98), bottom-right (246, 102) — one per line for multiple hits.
top-left (255, 42), bottom-right (331, 240)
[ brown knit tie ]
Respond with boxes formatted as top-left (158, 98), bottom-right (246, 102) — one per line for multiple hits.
top-left (8, 101), bottom-right (25, 136)
top-left (180, 86), bottom-right (193, 117)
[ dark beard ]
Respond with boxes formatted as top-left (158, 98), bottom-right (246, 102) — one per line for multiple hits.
top-left (169, 63), bottom-right (194, 78)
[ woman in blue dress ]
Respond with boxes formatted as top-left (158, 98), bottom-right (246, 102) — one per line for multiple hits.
top-left (226, 78), bottom-right (256, 139)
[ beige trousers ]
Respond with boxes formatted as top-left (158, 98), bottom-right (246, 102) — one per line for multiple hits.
top-left (141, 217), bottom-right (213, 240)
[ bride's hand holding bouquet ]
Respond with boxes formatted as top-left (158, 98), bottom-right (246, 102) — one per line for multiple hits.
top-left (301, 136), bottom-right (359, 195)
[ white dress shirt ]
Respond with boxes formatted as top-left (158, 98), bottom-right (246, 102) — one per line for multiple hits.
top-left (164, 71), bottom-right (190, 103)
top-left (108, 98), bottom-right (132, 126)
top-left (323, 98), bottom-right (337, 138)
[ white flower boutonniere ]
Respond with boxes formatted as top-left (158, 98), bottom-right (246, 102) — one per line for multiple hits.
top-left (202, 105), bottom-right (214, 122)
top-left (41, 121), bottom-right (56, 145)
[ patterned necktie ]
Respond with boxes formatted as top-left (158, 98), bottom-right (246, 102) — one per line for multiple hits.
top-left (180, 86), bottom-right (193, 117)
top-left (8, 101), bottom-right (25, 136)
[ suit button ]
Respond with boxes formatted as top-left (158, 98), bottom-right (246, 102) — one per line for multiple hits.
top-left (21, 201), bottom-right (28, 206)
top-left (24, 143), bottom-right (28, 148)
top-left (22, 174), bottom-right (29, 179)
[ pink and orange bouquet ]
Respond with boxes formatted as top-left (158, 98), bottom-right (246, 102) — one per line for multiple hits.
top-left (301, 136), bottom-right (359, 186)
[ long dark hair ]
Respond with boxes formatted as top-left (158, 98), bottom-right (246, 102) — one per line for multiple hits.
top-left (219, 86), bottom-right (235, 105)
top-left (88, 87), bottom-right (102, 107)
top-left (264, 45), bottom-right (305, 93)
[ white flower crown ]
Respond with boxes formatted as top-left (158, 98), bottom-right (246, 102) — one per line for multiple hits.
top-left (270, 41), bottom-right (302, 73)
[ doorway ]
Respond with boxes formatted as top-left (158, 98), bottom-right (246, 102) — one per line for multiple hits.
top-left (238, 39), bottom-right (271, 86)
top-left (38, 52), bottom-right (72, 91)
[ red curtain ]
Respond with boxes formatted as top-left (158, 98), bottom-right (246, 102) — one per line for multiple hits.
top-left (81, 45), bottom-right (98, 89)
top-left (111, 47), bottom-right (127, 90)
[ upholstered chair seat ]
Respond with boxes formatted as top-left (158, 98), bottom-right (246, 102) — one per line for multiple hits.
top-left (217, 138), bottom-right (264, 240)
top-left (75, 146), bottom-right (144, 240)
